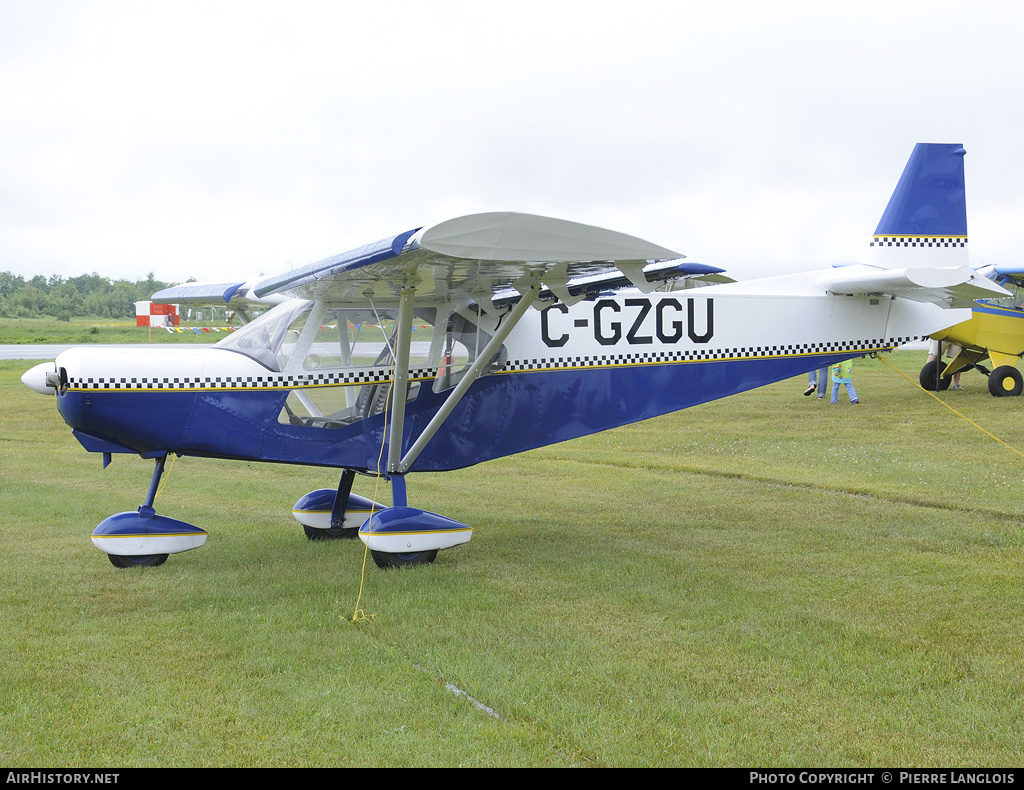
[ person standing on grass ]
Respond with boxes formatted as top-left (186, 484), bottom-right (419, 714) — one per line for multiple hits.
top-left (830, 359), bottom-right (859, 405)
top-left (803, 367), bottom-right (828, 398)
top-left (927, 339), bottom-right (964, 390)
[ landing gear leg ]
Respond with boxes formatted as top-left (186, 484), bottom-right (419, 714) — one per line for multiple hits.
top-left (920, 358), bottom-right (951, 391)
top-left (303, 469), bottom-right (360, 540)
top-left (92, 453), bottom-right (207, 568)
top-left (107, 455), bottom-right (169, 569)
top-left (368, 475), bottom-right (439, 569)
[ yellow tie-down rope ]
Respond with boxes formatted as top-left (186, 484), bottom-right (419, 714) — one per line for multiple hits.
top-left (154, 453), bottom-right (178, 502)
top-left (145, 387), bottom-right (386, 624)
top-left (345, 378), bottom-right (394, 625)
top-left (874, 352), bottom-right (1024, 461)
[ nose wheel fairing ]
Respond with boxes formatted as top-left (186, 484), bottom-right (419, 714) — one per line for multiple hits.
top-left (90, 454), bottom-right (208, 568)
top-left (91, 509), bottom-right (208, 564)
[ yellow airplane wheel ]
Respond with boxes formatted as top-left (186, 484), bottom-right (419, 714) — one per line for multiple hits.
top-left (988, 366), bottom-right (1023, 397)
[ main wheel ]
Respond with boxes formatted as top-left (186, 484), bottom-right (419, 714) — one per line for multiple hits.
top-left (370, 549), bottom-right (438, 570)
top-left (988, 366), bottom-right (1023, 397)
top-left (303, 524), bottom-right (358, 540)
top-left (108, 553), bottom-right (168, 568)
top-left (919, 359), bottom-right (951, 391)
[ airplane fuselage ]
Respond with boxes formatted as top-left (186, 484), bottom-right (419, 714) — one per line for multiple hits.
top-left (49, 274), bottom-right (962, 475)
top-left (932, 301), bottom-right (1024, 367)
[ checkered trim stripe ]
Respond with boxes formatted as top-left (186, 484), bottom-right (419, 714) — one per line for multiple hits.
top-left (67, 339), bottom-right (915, 391)
top-left (67, 366), bottom-right (438, 391)
top-left (499, 338), bottom-right (913, 373)
top-left (870, 235), bottom-right (966, 247)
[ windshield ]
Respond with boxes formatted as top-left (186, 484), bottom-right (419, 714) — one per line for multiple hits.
top-left (215, 298), bottom-right (313, 370)
top-left (987, 277), bottom-right (1024, 310)
top-left (214, 295), bottom-right (509, 429)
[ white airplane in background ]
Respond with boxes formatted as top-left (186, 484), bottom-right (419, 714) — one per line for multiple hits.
top-left (22, 143), bottom-right (1005, 570)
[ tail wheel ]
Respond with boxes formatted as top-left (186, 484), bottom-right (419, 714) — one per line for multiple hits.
top-left (988, 366), bottom-right (1023, 397)
top-left (370, 549), bottom-right (438, 569)
top-left (919, 359), bottom-right (951, 391)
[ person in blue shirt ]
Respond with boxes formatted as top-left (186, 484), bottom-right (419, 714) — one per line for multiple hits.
top-left (830, 360), bottom-right (859, 404)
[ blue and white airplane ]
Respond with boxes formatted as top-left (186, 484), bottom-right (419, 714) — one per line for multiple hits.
top-left (22, 143), bottom-right (1005, 570)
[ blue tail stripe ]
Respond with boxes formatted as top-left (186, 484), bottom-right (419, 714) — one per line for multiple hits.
top-left (873, 143), bottom-right (967, 237)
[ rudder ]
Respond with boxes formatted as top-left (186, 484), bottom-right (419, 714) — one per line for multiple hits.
top-left (864, 143), bottom-right (969, 268)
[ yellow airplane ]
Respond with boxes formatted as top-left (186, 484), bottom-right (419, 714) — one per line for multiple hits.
top-left (921, 266), bottom-right (1024, 396)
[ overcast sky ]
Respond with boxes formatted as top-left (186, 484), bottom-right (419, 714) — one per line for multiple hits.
top-left (2, 0), bottom-right (1023, 286)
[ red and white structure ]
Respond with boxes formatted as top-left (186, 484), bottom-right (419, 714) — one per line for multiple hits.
top-left (135, 301), bottom-right (179, 328)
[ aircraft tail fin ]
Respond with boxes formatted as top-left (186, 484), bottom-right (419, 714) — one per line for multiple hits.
top-left (863, 143), bottom-right (969, 269)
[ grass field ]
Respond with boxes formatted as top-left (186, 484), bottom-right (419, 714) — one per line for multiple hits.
top-left (1, 350), bottom-right (1023, 767)
top-left (0, 315), bottom-right (403, 346)
top-left (0, 317), bottom-right (224, 345)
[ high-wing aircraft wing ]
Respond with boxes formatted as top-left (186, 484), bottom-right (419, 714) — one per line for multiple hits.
top-left (151, 279), bottom-right (285, 307)
top-left (151, 214), bottom-right (724, 321)
top-left (150, 279), bottom-right (286, 323)
top-left (251, 212), bottom-right (700, 308)
top-left (991, 267), bottom-right (1024, 287)
top-left (489, 260), bottom-right (732, 309)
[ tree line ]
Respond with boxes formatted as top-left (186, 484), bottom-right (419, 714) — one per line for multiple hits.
top-left (0, 271), bottom-right (180, 321)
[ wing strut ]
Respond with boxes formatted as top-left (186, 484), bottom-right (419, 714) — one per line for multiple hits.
top-left (391, 276), bottom-right (542, 475)
top-left (386, 288), bottom-right (416, 475)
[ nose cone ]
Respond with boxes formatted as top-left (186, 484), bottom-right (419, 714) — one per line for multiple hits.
top-left (21, 361), bottom-right (57, 395)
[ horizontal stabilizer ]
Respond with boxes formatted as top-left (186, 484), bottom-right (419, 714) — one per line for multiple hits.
top-left (815, 265), bottom-right (1009, 306)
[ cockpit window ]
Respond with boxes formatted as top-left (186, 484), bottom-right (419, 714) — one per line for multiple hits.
top-left (215, 299), bottom-right (313, 370)
top-left (989, 278), bottom-right (1024, 310)
top-left (432, 308), bottom-right (507, 393)
top-left (215, 298), bottom-right (510, 429)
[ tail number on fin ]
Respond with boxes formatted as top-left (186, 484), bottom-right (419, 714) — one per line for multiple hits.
top-left (541, 297), bottom-right (714, 348)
